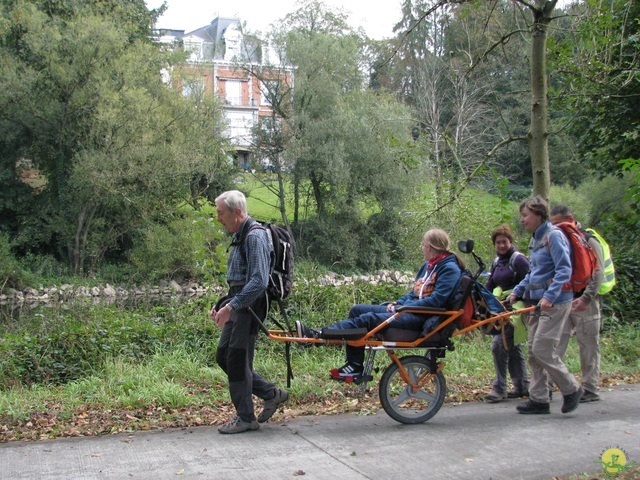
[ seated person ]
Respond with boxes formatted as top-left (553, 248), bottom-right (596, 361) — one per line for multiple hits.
top-left (296, 228), bottom-right (464, 378)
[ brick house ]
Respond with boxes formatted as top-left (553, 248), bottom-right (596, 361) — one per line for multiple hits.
top-left (154, 17), bottom-right (293, 169)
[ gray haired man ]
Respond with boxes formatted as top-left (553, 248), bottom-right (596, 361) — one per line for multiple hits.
top-left (210, 190), bottom-right (288, 434)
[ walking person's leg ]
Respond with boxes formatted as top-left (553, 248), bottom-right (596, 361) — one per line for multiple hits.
top-left (529, 303), bottom-right (582, 413)
top-left (505, 326), bottom-right (529, 397)
top-left (517, 313), bottom-right (550, 414)
top-left (573, 300), bottom-right (601, 401)
top-left (218, 309), bottom-right (261, 433)
top-left (486, 334), bottom-right (508, 402)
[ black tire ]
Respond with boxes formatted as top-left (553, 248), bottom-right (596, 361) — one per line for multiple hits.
top-left (379, 355), bottom-right (446, 424)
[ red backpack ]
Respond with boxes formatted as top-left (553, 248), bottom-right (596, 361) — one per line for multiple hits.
top-left (546, 222), bottom-right (597, 292)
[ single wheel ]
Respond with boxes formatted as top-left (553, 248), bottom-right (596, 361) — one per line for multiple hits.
top-left (379, 355), bottom-right (446, 424)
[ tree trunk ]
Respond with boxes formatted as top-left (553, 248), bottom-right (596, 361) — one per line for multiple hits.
top-left (526, 1), bottom-right (557, 202)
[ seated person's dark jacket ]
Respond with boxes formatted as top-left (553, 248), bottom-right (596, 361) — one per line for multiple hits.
top-left (395, 254), bottom-right (463, 335)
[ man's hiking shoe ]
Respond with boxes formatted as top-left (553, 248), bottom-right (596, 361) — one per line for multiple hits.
top-left (507, 389), bottom-right (529, 399)
top-left (516, 399), bottom-right (550, 415)
top-left (257, 388), bottom-right (289, 423)
top-left (484, 391), bottom-right (507, 403)
top-left (580, 390), bottom-right (600, 403)
top-left (218, 416), bottom-right (259, 434)
top-left (295, 320), bottom-right (319, 347)
top-left (330, 362), bottom-right (364, 382)
top-left (561, 388), bottom-right (583, 413)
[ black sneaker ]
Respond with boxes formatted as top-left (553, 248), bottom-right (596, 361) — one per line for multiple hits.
top-left (330, 362), bottom-right (364, 380)
top-left (561, 387), bottom-right (583, 413)
top-left (516, 399), bottom-right (550, 414)
top-left (296, 320), bottom-right (315, 338)
top-left (295, 320), bottom-right (319, 347)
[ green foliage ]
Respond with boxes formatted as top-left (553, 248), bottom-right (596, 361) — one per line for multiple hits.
top-left (0, 0), bottom-right (232, 275)
top-left (298, 208), bottom-right (405, 271)
top-left (600, 324), bottom-right (640, 368)
top-left (0, 298), bottom-right (218, 388)
top-left (550, 174), bottom-right (639, 229)
top-left (128, 212), bottom-right (224, 283)
top-left (284, 280), bottom-right (409, 328)
top-left (576, 173), bottom-right (637, 227)
top-left (555, 0), bottom-right (640, 176)
top-left (0, 235), bottom-right (33, 290)
top-left (0, 282), bottom-right (415, 389)
top-left (272, 2), bottom-right (418, 251)
top-left (619, 158), bottom-right (640, 222)
top-left (601, 248), bottom-right (640, 327)
top-left (1, 279), bottom-right (637, 427)
top-left (549, 185), bottom-right (592, 225)
top-left (403, 187), bottom-right (522, 267)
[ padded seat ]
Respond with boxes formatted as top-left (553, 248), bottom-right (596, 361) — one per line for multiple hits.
top-left (319, 327), bottom-right (368, 340)
top-left (381, 327), bottom-right (452, 347)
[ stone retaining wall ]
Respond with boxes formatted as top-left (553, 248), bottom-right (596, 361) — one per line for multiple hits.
top-left (1, 270), bottom-right (413, 306)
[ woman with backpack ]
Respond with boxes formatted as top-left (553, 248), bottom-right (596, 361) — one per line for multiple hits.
top-left (484, 224), bottom-right (531, 403)
top-left (507, 197), bottom-right (583, 415)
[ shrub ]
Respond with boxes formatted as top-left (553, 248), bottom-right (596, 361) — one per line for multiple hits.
top-left (602, 247), bottom-right (640, 327)
top-left (297, 210), bottom-right (370, 271)
top-left (0, 298), bottom-right (218, 388)
top-left (128, 213), bottom-right (225, 283)
top-left (0, 282), bottom-right (411, 388)
top-left (549, 185), bottom-right (591, 224)
top-left (0, 235), bottom-right (33, 291)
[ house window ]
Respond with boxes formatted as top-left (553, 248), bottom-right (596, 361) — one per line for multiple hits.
top-left (183, 41), bottom-right (204, 62)
top-left (225, 80), bottom-right (242, 106)
top-left (260, 80), bottom-right (281, 107)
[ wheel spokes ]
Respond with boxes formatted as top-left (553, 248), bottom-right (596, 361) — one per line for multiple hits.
top-left (390, 364), bottom-right (437, 407)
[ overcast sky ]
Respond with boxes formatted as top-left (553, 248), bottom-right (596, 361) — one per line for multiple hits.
top-left (144, 0), bottom-right (403, 39)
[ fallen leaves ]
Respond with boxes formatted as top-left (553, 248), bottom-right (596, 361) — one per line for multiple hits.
top-left (1, 371), bottom-right (638, 443)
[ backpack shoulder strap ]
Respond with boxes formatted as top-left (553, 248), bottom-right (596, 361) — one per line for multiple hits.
top-left (508, 251), bottom-right (520, 268)
top-left (508, 251), bottom-right (524, 279)
top-left (229, 220), bottom-right (265, 255)
top-left (543, 225), bottom-right (563, 251)
top-left (490, 256), bottom-right (500, 273)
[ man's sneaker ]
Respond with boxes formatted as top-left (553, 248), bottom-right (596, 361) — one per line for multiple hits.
top-left (330, 362), bottom-right (364, 380)
top-left (484, 391), bottom-right (507, 403)
top-left (561, 387), bottom-right (584, 413)
top-left (257, 388), bottom-right (289, 423)
top-left (516, 399), bottom-right (550, 414)
top-left (507, 389), bottom-right (529, 399)
top-left (295, 320), bottom-right (320, 347)
top-left (218, 416), bottom-right (260, 434)
top-left (580, 390), bottom-right (600, 403)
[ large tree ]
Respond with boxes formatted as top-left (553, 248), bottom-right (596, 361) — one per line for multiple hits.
top-left (379, 0), bottom-right (573, 201)
top-left (555, 0), bottom-right (639, 179)
top-left (0, 0), bottom-right (231, 274)
top-left (266, 0), bottom-right (417, 268)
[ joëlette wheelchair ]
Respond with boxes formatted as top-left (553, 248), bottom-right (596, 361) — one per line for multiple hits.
top-left (252, 240), bottom-right (536, 425)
